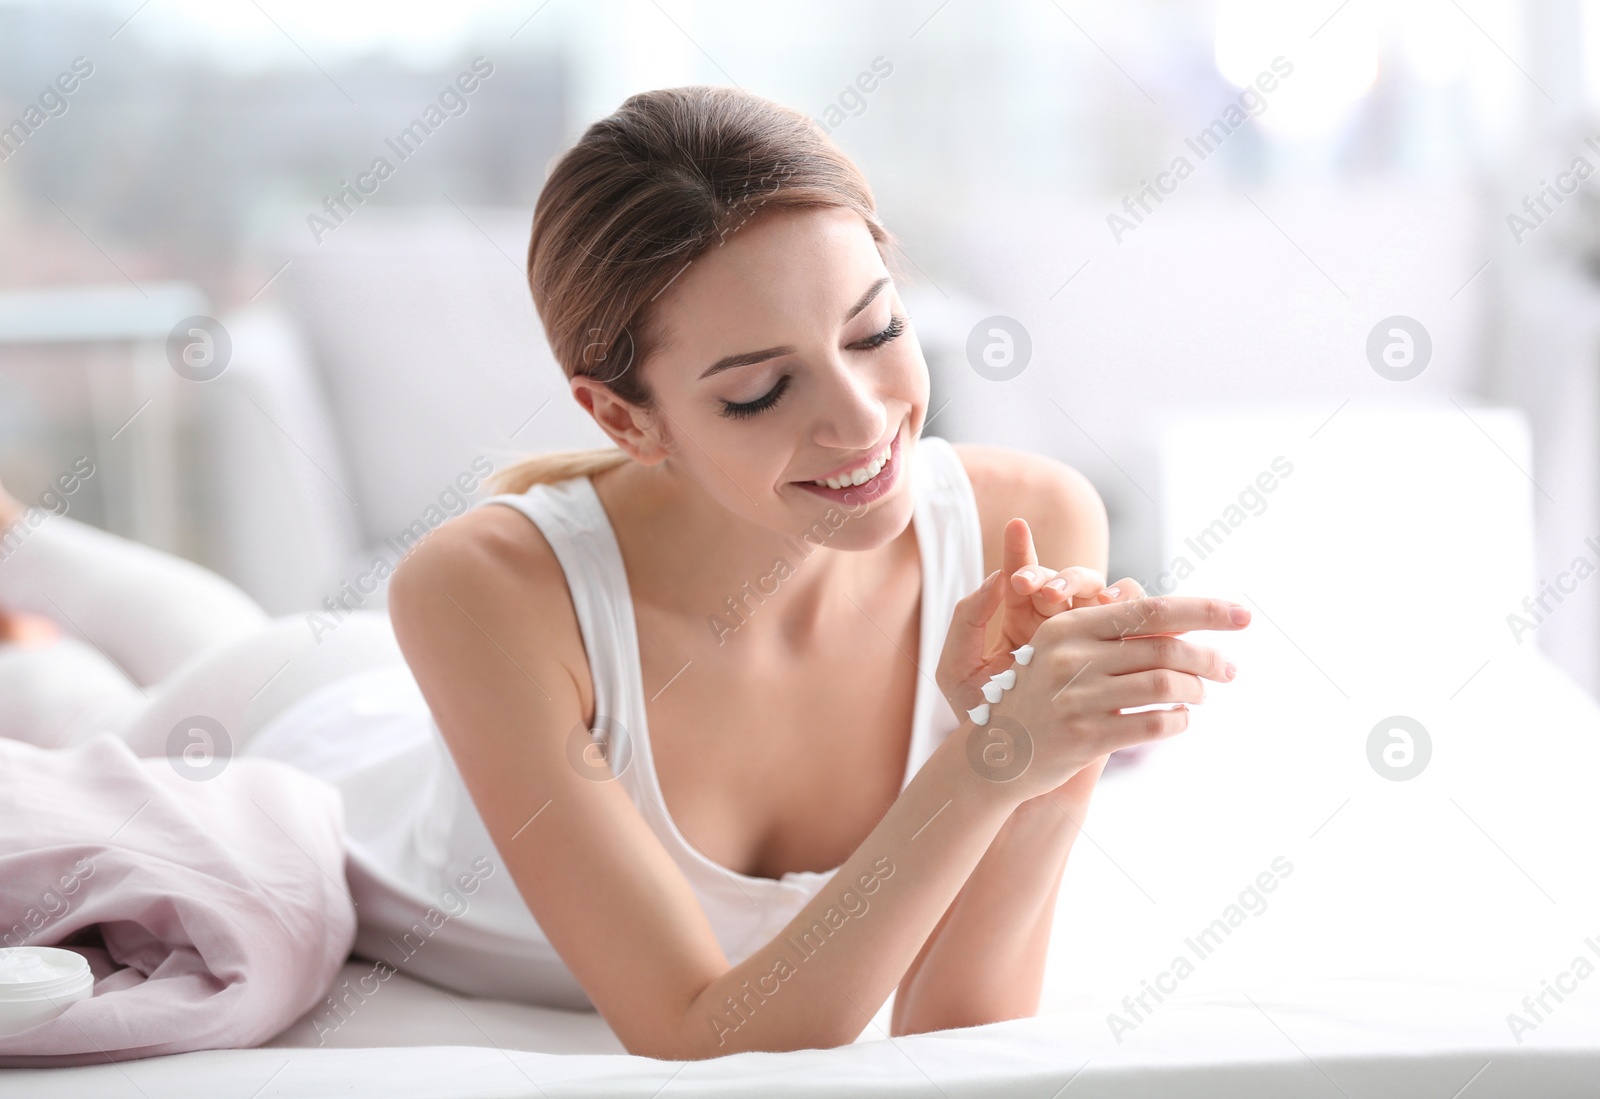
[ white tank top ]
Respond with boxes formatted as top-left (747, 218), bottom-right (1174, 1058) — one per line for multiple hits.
top-left (246, 434), bottom-right (984, 1011)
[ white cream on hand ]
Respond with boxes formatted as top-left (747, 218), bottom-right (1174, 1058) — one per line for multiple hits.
top-left (967, 644), bottom-right (1032, 726)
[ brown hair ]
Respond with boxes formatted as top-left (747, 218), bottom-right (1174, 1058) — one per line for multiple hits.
top-left (486, 84), bottom-right (900, 496)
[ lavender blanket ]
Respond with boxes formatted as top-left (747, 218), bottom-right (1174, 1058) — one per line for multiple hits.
top-left (0, 733), bottom-right (356, 1067)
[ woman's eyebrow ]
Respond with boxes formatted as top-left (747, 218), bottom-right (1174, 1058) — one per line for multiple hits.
top-left (697, 276), bottom-right (893, 380)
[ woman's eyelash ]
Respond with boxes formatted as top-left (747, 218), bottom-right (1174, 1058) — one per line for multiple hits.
top-left (719, 373), bottom-right (790, 420)
top-left (855, 313), bottom-right (906, 350)
top-left (716, 314), bottom-right (907, 421)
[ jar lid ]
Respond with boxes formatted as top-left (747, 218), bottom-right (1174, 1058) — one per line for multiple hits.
top-left (0, 947), bottom-right (92, 1002)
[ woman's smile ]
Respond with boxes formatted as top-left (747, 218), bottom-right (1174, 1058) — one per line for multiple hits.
top-left (790, 419), bottom-right (908, 506)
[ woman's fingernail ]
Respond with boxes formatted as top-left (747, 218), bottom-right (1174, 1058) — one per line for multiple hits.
top-left (1229, 606), bottom-right (1250, 625)
top-left (1224, 662), bottom-right (1237, 680)
top-left (1046, 577), bottom-right (1067, 592)
top-left (1103, 586), bottom-right (1120, 599)
top-left (1021, 567), bottom-right (1038, 582)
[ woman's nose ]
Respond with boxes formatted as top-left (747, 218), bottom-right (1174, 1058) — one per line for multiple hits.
top-left (811, 358), bottom-right (887, 450)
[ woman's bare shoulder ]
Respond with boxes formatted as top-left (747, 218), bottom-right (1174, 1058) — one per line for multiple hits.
top-left (387, 502), bottom-right (591, 697)
top-left (390, 502), bottom-right (560, 595)
top-left (949, 442), bottom-right (1109, 575)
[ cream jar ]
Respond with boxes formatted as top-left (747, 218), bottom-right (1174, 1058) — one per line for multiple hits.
top-left (0, 947), bottom-right (94, 1037)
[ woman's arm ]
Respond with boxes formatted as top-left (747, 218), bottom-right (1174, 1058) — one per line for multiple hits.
top-left (388, 508), bottom-right (1030, 1061)
top-left (892, 447), bottom-right (1115, 1034)
top-left (684, 720), bottom-right (1022, 1055)
top-left (890, 755), bottom-right (1106, 1035)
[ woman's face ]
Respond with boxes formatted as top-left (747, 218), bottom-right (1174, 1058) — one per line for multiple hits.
top-left (587, 205), bottom-right (928, 552)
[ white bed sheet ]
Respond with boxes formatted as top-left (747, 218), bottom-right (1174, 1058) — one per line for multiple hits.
top-left (6, 405), bottom-right (1600, 1096)
top-left (3, 977), bottom-right (1597, 1097)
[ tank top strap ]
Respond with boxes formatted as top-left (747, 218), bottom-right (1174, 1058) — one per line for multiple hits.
top-left (470, 478), bottom-right (642, 768)
top-left (902, 434), bottom-right (986, 786)
top-left (909, 434), bottom-right (985, 612)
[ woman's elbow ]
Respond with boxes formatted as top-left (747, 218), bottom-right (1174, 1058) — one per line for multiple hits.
top-left (618, 997), bottom-right (863, 1061)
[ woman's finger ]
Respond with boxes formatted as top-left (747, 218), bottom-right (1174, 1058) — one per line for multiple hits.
top-left (936, 568), bottom-right (1005, 705)
top-left (1093, 704), bottom-right (1191, 756)
top-left (1077, 596), bottom-right (1251, 641)
top-left (1001, 518), bottom-right (1041, 620)
top-left (1091, 634), bottom-right (1235, 682)
top-left (1089, 669), bottom-right (1207, 710)
top-left (950, 568), bottom-right (1004, 646)
top-left (1091, 576), bottom-right (1143, 604)
top-left (1018, 565), bottom-right (1108, 613)
top-left (1030, 572), bottom-right (1107, 614)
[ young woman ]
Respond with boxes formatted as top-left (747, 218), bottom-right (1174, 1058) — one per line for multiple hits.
top-left (0, 85), bottom-right (1248, 1060)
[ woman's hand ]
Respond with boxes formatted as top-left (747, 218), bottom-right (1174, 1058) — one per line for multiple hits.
top-left (937, 517), bottom-right (1145, 717)
top-left (977, 595), bottom-right (1248, 794)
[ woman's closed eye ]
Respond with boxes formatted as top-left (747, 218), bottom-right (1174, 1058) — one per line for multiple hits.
top-left (719, 373), bottom-right (792, 420)
top-left (854, 312), bottom-right (906, 350)
top-left (717, 313), bottom-right (908, 421)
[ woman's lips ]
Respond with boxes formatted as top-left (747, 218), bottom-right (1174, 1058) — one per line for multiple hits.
top-left (805, 427), bottom-right (898, 485)
top-left (791, 429), bottom-right (903, 506)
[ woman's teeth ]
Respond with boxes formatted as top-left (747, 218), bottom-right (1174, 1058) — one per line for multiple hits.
top-left (812, 442), bottom-right (892, 489)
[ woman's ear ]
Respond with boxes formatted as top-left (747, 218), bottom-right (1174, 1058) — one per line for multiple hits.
top-left (570, 376), bottom-right (670, 466)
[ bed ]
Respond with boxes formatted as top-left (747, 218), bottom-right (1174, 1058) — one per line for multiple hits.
top-left (5, 403), bottom-right (1599, 1097)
